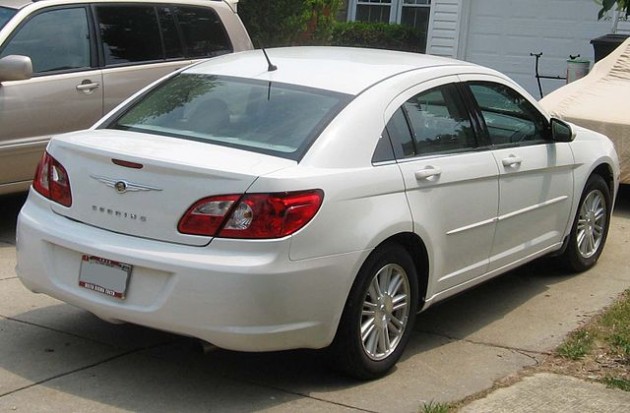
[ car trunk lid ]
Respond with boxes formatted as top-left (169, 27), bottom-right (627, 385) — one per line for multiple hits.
top-left (46, 130), bottom-right (294, 246)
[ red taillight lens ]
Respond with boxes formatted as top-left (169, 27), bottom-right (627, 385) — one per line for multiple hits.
top-left (33, 151), bottom-right (73, 207)
top-left (178, 190), bottom-right (324, 239)
top-left (178, 195), bottom-right (241, 236)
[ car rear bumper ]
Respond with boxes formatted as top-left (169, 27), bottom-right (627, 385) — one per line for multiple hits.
top-left (16, 191), bottom-right (364, 351)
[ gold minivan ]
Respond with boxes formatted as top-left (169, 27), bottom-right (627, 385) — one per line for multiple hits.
top-left (0, 0), bottom-right (252, 195)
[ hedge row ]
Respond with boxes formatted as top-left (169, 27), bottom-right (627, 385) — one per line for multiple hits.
top-left (330, 22), bottom-right (427, 53)
top-left (238, 0), bottom-right (426, 53)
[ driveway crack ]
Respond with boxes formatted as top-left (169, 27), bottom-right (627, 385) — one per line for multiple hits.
top-left (0, 347), bottom-right (146, 398)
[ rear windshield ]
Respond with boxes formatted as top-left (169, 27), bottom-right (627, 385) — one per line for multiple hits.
top-left (0, 7), bottom-right (16, 31)
top-left (108, 74), bottom-right (352, 160)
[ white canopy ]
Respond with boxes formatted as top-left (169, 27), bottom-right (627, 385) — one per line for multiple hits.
top-left (540, 37), bottom-right (630, 183)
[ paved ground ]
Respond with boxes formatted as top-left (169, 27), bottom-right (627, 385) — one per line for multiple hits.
top-left (0, 188), bottom-right (629, 412)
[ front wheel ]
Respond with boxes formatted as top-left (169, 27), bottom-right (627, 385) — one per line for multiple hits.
top-left (560, 174), bottom-right (611, 272)
top-left (329, 244), bottom-right (419, 380)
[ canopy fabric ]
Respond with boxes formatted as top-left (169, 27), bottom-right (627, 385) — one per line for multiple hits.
top-left (540, 37), bottom-right (630, 183)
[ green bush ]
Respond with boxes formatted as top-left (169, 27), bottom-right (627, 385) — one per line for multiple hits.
top-left (238, 2), bottom-right (425, 53)
top-left (238, 0), bottom-right (341, 47)
top-left (330, 21), bottom-right (427, 53)
top-left (597, 0), bottom-right (630, 19)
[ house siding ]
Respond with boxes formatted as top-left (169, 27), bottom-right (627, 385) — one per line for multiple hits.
top-left (426, 0), bottom-right (463, 58)
top-left (461, 1), bottom-right (616, 96)
top-left (343, 0), bottom-right (622, 96)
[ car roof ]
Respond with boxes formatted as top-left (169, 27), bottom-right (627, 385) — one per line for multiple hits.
top-left (0, 0), bottom-right (31, 9)
top-left (185, 46), bottom-right (480, 95)
top-left (0, 0), bottom-right (231, 9)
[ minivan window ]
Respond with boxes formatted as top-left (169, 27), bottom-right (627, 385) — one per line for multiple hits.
top-left (0, 7), bottom-right (16, 31)
top-left (97, 5), bottom-right (163, 65)
top-left (96, 5), bottom-right (233, 65)
top-left (157, 6), bottom-right (185, 59)
top-left (109, 74), bottom-right (352, 160)
top-left (175, 6), bottom-right (232, 57)
top-left (0, 7), bottom-right (90, 74)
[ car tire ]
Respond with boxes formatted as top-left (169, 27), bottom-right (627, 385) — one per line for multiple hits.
top-left (560, 174), bottom-right (611, 272)
top-left (329, 243), bottom-right (419, 380)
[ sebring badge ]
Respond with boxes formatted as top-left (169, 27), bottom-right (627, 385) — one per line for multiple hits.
top-left (90, 175), bottom-right (162, 194)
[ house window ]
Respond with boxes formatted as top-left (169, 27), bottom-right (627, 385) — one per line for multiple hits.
top-left (354, 0), bottom-right (392, 24)
top-left (349, 0), bottom-right (431, 49)
top-left (350, 0), bottom-right (431, 29)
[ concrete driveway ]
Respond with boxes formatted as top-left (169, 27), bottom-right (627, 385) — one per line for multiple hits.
top-left (1, 188), bottom-right (629, 412)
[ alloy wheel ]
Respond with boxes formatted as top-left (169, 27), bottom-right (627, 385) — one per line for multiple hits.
top-left (576, 189), bottom-right (607, 259)
top-left (360, 263), bottom-right (411, 361)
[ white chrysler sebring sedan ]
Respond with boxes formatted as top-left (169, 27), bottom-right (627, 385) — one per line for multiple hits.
top-left (16, 47), bottom-right (619, 379)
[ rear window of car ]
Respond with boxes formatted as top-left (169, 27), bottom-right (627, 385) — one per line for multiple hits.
top-left (0, 7), bottom-right (16, 31)
top-left (107, 74), bottom-right (352, 160)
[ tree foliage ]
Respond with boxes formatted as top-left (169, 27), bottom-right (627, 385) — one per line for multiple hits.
top-left (238, 0), bottom-right (341, 47)
top-left (598, 0), bottom-right (630, 19)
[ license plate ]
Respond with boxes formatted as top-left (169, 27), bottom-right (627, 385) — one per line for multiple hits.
top-left (79, 255), bottom-right (132, 299)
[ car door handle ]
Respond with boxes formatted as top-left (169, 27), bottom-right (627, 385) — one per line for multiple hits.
top-left (502, 155), bottom-right (523, 167)
top-left (76, 81), bottom-right (99, 91)
top-left (415, 166), bottom-right (442, 180)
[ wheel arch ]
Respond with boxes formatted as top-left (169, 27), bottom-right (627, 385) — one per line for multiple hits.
top-left (590, 162), bottom-right (616, 198)
top-left (374, 232), bottom-right (430, 310)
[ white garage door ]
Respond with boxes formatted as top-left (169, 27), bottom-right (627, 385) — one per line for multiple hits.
top-left (460, 0), bottom-right (612, 98)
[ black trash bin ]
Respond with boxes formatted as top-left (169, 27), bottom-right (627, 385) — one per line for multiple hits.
top-left (590, 33), bottom-right (630, 62)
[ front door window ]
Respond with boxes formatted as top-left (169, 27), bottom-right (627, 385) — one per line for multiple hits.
top-left (0, 7), bottom-right (91, 74)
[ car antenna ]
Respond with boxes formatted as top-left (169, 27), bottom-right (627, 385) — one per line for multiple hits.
top-left (261, 48), bottom-right (277, 72)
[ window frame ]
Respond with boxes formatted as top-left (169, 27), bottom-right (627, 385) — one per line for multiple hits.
top-left (349, 0), bottom-right (431, 25)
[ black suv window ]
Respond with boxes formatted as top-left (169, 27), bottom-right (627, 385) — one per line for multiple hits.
top-left (97, 5), bottom-right (163, 65)
top-left (0, 7), bottom-right (90, 74)
top-left (468, 82), bottom-right (549, 146)
top-left (174, 6), bottom-right (232, 57)
top-left (96, 5), bottom-right (233, 66)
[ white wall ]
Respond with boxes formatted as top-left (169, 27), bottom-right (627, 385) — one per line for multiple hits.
top-left (428, 0), bottom-right (617, 98)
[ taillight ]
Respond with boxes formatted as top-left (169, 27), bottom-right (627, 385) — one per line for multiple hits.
top-left (178, 190), bottom-right (324, 239)
top-left (33, 151), bottom-right (73, 207)
top-left (178, 195), bottom-right (241, 236)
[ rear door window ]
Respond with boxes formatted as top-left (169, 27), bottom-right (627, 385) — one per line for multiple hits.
top-left (381, 84), bottom-right (476, 160)
top-left (157, 6), bottom-right (184, 59)
top-left (96, 5), bottom-right (163, 65)
top-left (95, 5), bottom-right (233, 66)
top-left (403, 85), bottom-right (476, 155)
top-left (173, 6), bottom-right (232, 57)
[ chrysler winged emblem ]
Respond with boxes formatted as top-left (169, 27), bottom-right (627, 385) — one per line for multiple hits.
top-left (90, 175), bottom-right (163, 194)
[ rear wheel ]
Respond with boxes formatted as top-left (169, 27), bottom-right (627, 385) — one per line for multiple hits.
top-left (329, 244), bottom-right (419, 380)
top-left (560, 174), bottom-right (611, 272)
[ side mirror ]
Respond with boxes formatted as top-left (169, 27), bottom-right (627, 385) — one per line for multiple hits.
top-left (0, 55), bottom-right (33, 83)
top-left (550, 118), bottom-right (575, 142)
